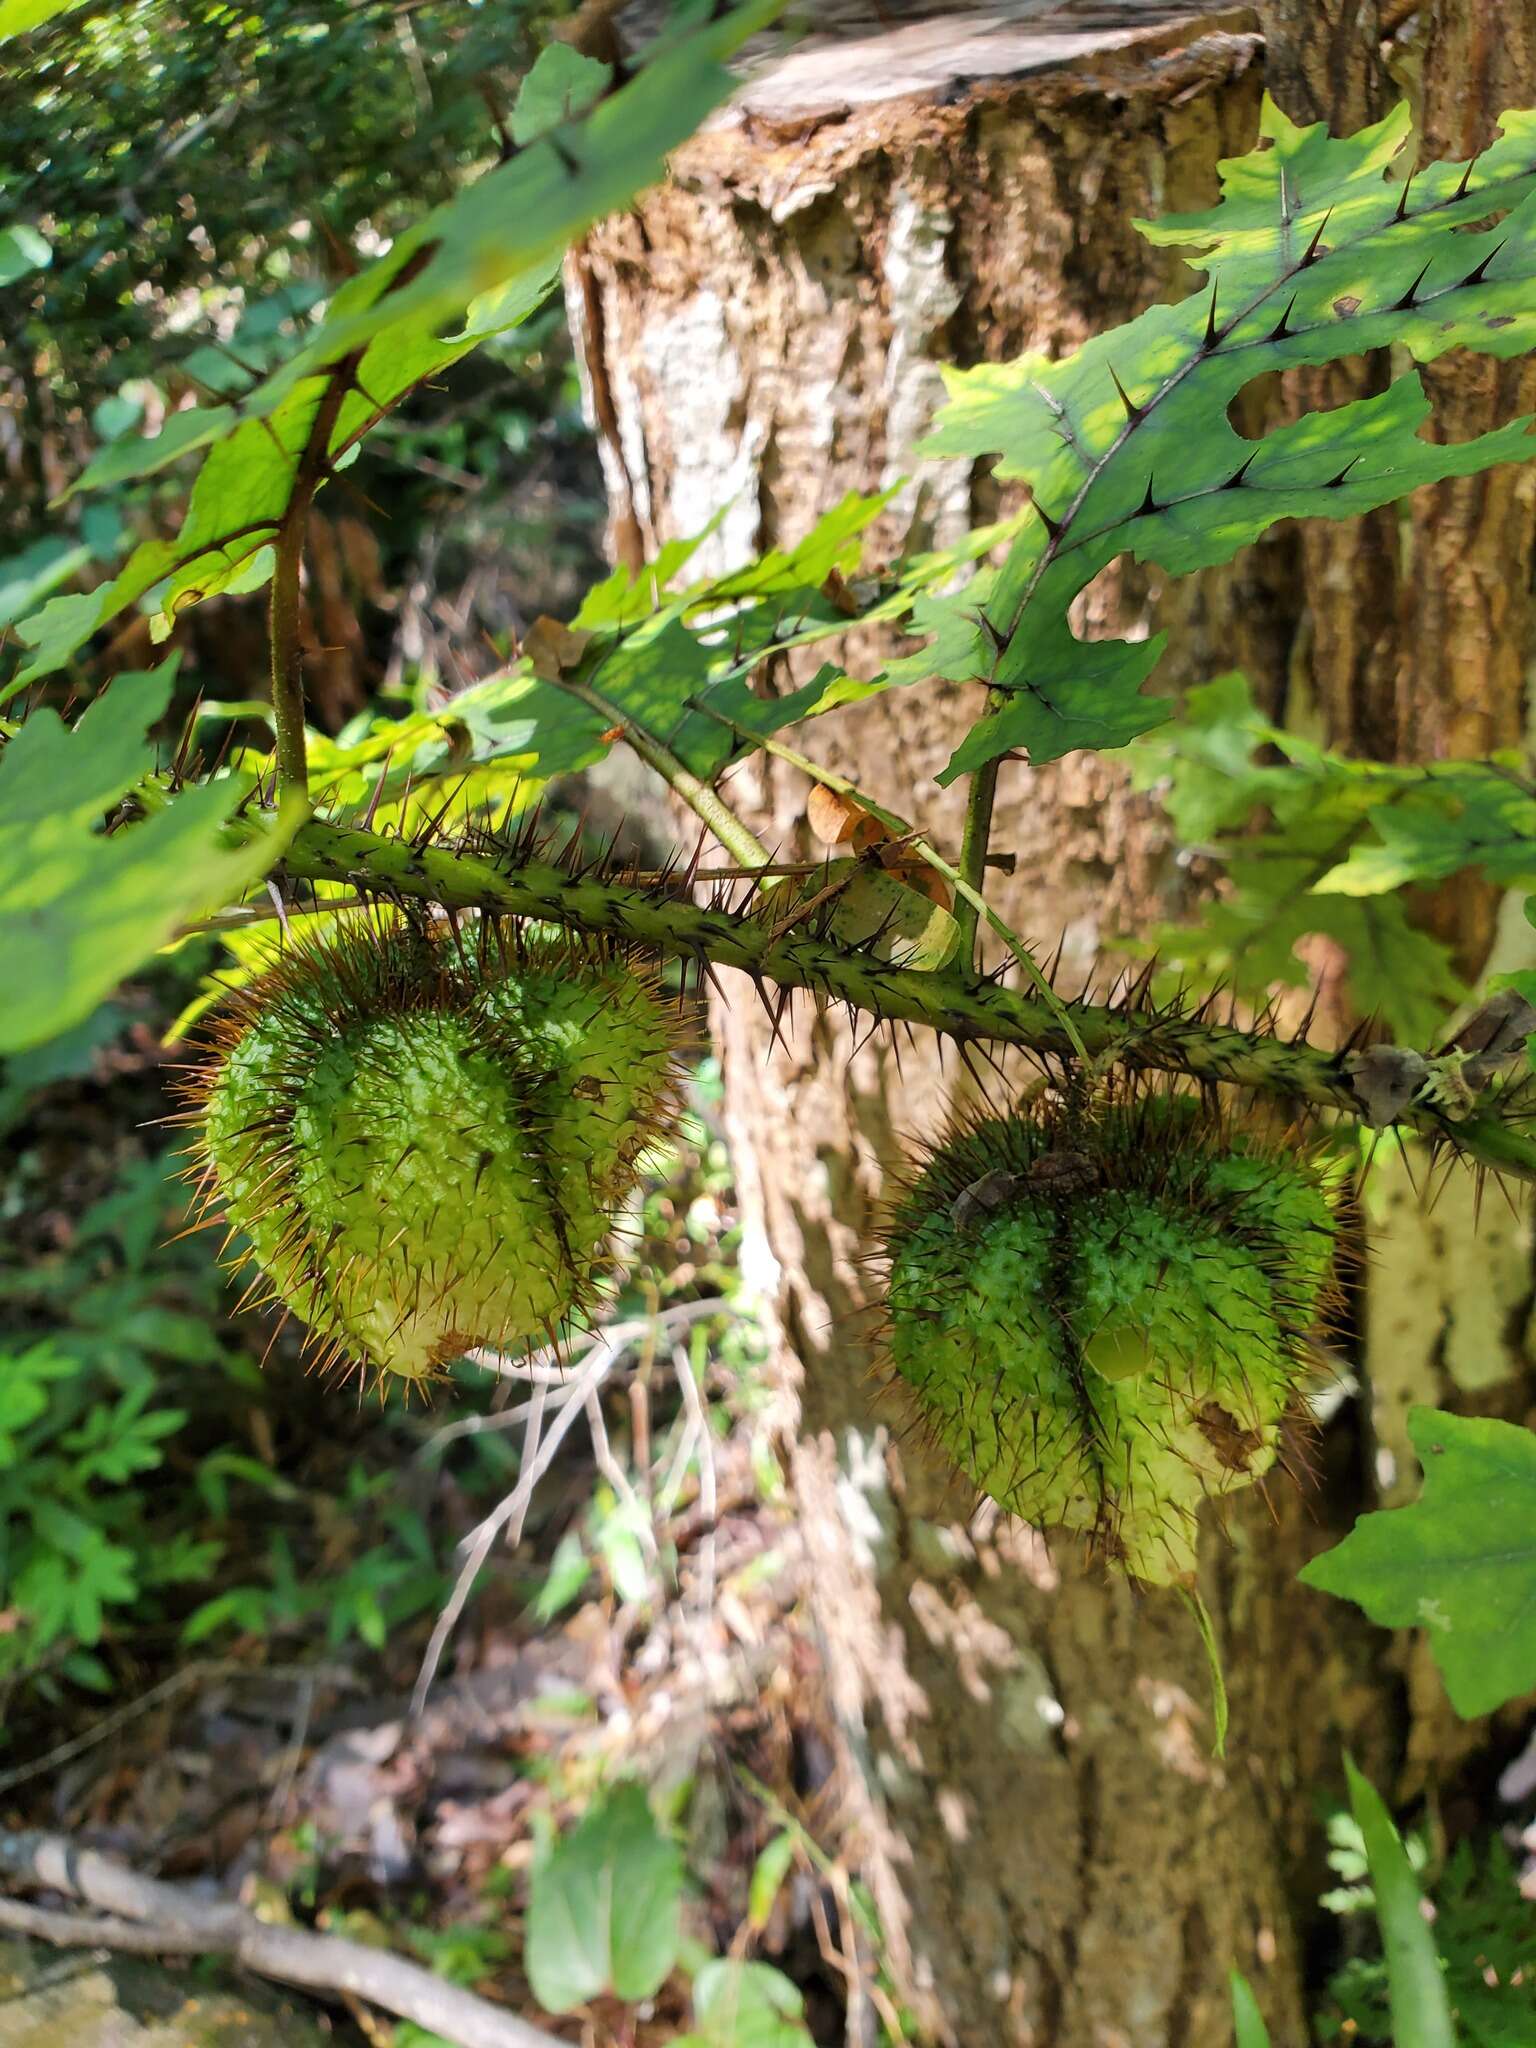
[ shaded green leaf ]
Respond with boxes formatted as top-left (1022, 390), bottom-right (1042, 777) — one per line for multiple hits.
top-left (1316, 774), bottom-right (1536, 893)
top-left (747, 1830), bottom-right (798, 1932)
top-left (533, 1530), bottom-right (591, 1622)
top-left (524, 1782), bottom-right (683, 2013)
top-left (819, 863), bottom-right (960, 971)
top-left (1302, 1409), bottom-right (1536, 1717)
top-left (0, 535), bottom-right (91, 629)
top-left (676, 1960), bottom-right (814, 2048)
top-left (1135, 673), bottom-right (1468, 1039)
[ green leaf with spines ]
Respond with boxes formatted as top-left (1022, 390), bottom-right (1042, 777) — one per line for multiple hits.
top-left (1315, 772), bottom-right (1536, 893)
top-left (275, 492), bottom-right (896, 827)
top-left (1302, 1409), bottom-right (1536, 1718)
top-left (909, 95), bottom-right (1536, 780)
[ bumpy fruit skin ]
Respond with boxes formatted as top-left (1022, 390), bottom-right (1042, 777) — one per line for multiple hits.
top-left (881, 1090), bottom-right (1339, 1583)
top-left (185, 915), bottom-right (681, 1381)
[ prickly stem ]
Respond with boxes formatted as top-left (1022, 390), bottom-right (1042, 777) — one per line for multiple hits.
top-left (277, 817), bottom-right (1536, 1182)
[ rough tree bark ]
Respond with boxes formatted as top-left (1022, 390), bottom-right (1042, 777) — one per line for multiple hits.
top-left (570, 5), bottom-right (1536, 2040)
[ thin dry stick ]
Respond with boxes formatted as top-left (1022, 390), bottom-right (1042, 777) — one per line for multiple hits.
top-left (671, 1340), bottom-right (717, 1620)
top-left (265, 1670), bottom-right (318, 1824)
top-left (829, 1860), bottom-right (870, 2048)
top-left (0, 1830), bottom-right (562, 2048)
top-left (583, 1387), bottom-right (660, 1565)
top-left (654, 1410), bottom-right (703, 1522)
top-left (0, 1661), bottom-right (359, 1798)
top-left (413, 1300), bottom-right (731, 1707)
top-left (410, 1362), bottom-right (588, 1719)
top-left (436, 1300), bottom-right (726, 1445)
top-left (423, 1393), bottom-right (543, 1449)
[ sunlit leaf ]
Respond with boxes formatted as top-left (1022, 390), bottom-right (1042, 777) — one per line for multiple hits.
top-left (0, 660), bottom-right (298, 1052)
top-left (8, 1), bottom-right (781, 692)
top-left (905, 97), bottom-right (1536, 778)
top-left (0, 221), bottom-right (51, 283)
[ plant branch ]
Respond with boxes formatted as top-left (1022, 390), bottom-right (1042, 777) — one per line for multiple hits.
top-left (0, 1830), bottom-right (562, 2048)
top-left (277, 817), bottom-right (1536, 1180)
top-left (688, 704), bottom-right (1088, 1059)
top-left (269, 357), bottom-right (361, 800)
top-left (954, 746), bottom-right (1001, 966)
top-left (554, 671), bottom-right (774, 873)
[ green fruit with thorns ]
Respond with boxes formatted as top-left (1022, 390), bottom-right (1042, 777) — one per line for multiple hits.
top-left (182, 913), bottom-right (682, 1382)
top-left (879, 1086), bottom-right (1340, 1583)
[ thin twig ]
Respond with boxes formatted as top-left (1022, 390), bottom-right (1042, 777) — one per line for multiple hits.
top-left (0, 1662), bottom-right (359, 1798)
top-left (412, 1370), bottom-right (553, 1717)
top-left (412, 1302), bottom-right (730, 1705)
top-left (584, 1387), bottom-right (660, 1564)
top-left (410, 1361), bottom-right (594, 1719)
top-left (431, 1301), bottom-right (726, 1447)
top-left (550, 668), bottom-right (774, 874)
top-left (654, 1412), bottom-right (703, 1523)
top-left (265, 1670), bottom-right (318, 1824)
top-left (671, 1339), bottom-right (717, 1620)
top-left (0, 1831), bottom-right (562, 2048)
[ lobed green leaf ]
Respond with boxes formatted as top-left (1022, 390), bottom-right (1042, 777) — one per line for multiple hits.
top-left (1302, 1409), bottom-right (1536, 1718)
top-left (910, 97), bottom-right (1536, 779)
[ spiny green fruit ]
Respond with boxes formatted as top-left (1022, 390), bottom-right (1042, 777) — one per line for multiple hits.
top-left (180, 913), bottom-right (683, 1383)
top-left (878, 1085), bottom-right (1340, 1584)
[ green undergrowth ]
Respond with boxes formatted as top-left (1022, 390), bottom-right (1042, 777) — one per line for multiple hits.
top-left (0, 1013), bottom-right (847, 2044)
top-left (1315, 1810), bottom-right (1536, 2046)
top-left (0, 998), bottom-right (770, 1725)
top-left (0, 1144), bottom-right (458, 1707)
